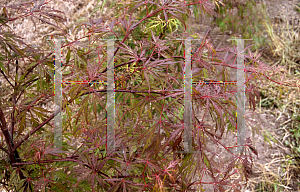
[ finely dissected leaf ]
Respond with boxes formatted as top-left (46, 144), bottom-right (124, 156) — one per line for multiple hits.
top-left (202, 152), bottom-right (212, 174)
top-left (66, 47), bottom-right (71, 64)
top-left (17, 111), bottom-right (27, 137)
top-left (107, 181), bottom-right (122, 192)
top-left (0, 0), bottom-right (288, 191)
top-left (0, 61), bottom-right (7, 73)
top-left (55, 171), bottom-right (68, 180)
top-left (32, 107), bottom-right (51, 114)
top-left (50, 182), bottom-right (69, 192)
top-left (31, 107), bottom-right (49, 122)
top-left (142, 125), bottom-right (156, 154)
top-left (20, 97), bottom-right (36, 107)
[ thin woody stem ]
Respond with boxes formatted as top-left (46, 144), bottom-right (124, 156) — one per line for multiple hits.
top-left (0, 108), bottom-right (15, 162)
top-left (12, 85), bottom-right (169, 152)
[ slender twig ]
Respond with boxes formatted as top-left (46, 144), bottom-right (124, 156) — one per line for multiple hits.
top-left (10, 60), bottom-right (18, 140)
top-left (0, 69), bottom-right (14, 88)
top-left (16, 78), bottom-right (39, 102)
top-left (12, 108), bottom-right (59, 152)
top-left (0, 108), bottom-right (14, 162)
top-left (12, 83), bottom-right (177, 152)
top-left (11, 158), bottom-right (81, 166)
top-left (0, 144), bottom-right (8, 153)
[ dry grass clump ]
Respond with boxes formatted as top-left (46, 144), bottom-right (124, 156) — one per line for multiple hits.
top-left (264, 16), bottom-right (300, 75)
top-left (259, 0), bottom-right (300, 153)
top-left (245, 155), bottom-right (300, 191)
top-left (244, 0), bottom-right (300, 191)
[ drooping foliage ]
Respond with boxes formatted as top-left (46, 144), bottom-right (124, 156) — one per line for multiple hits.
top-left (0, 0), bottom-right (296, 191)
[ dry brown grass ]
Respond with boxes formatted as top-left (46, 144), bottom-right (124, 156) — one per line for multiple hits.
top-left (245, 155), bottom-right (299, 191)
top-left (242, 0), bottom-right (300, 191)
